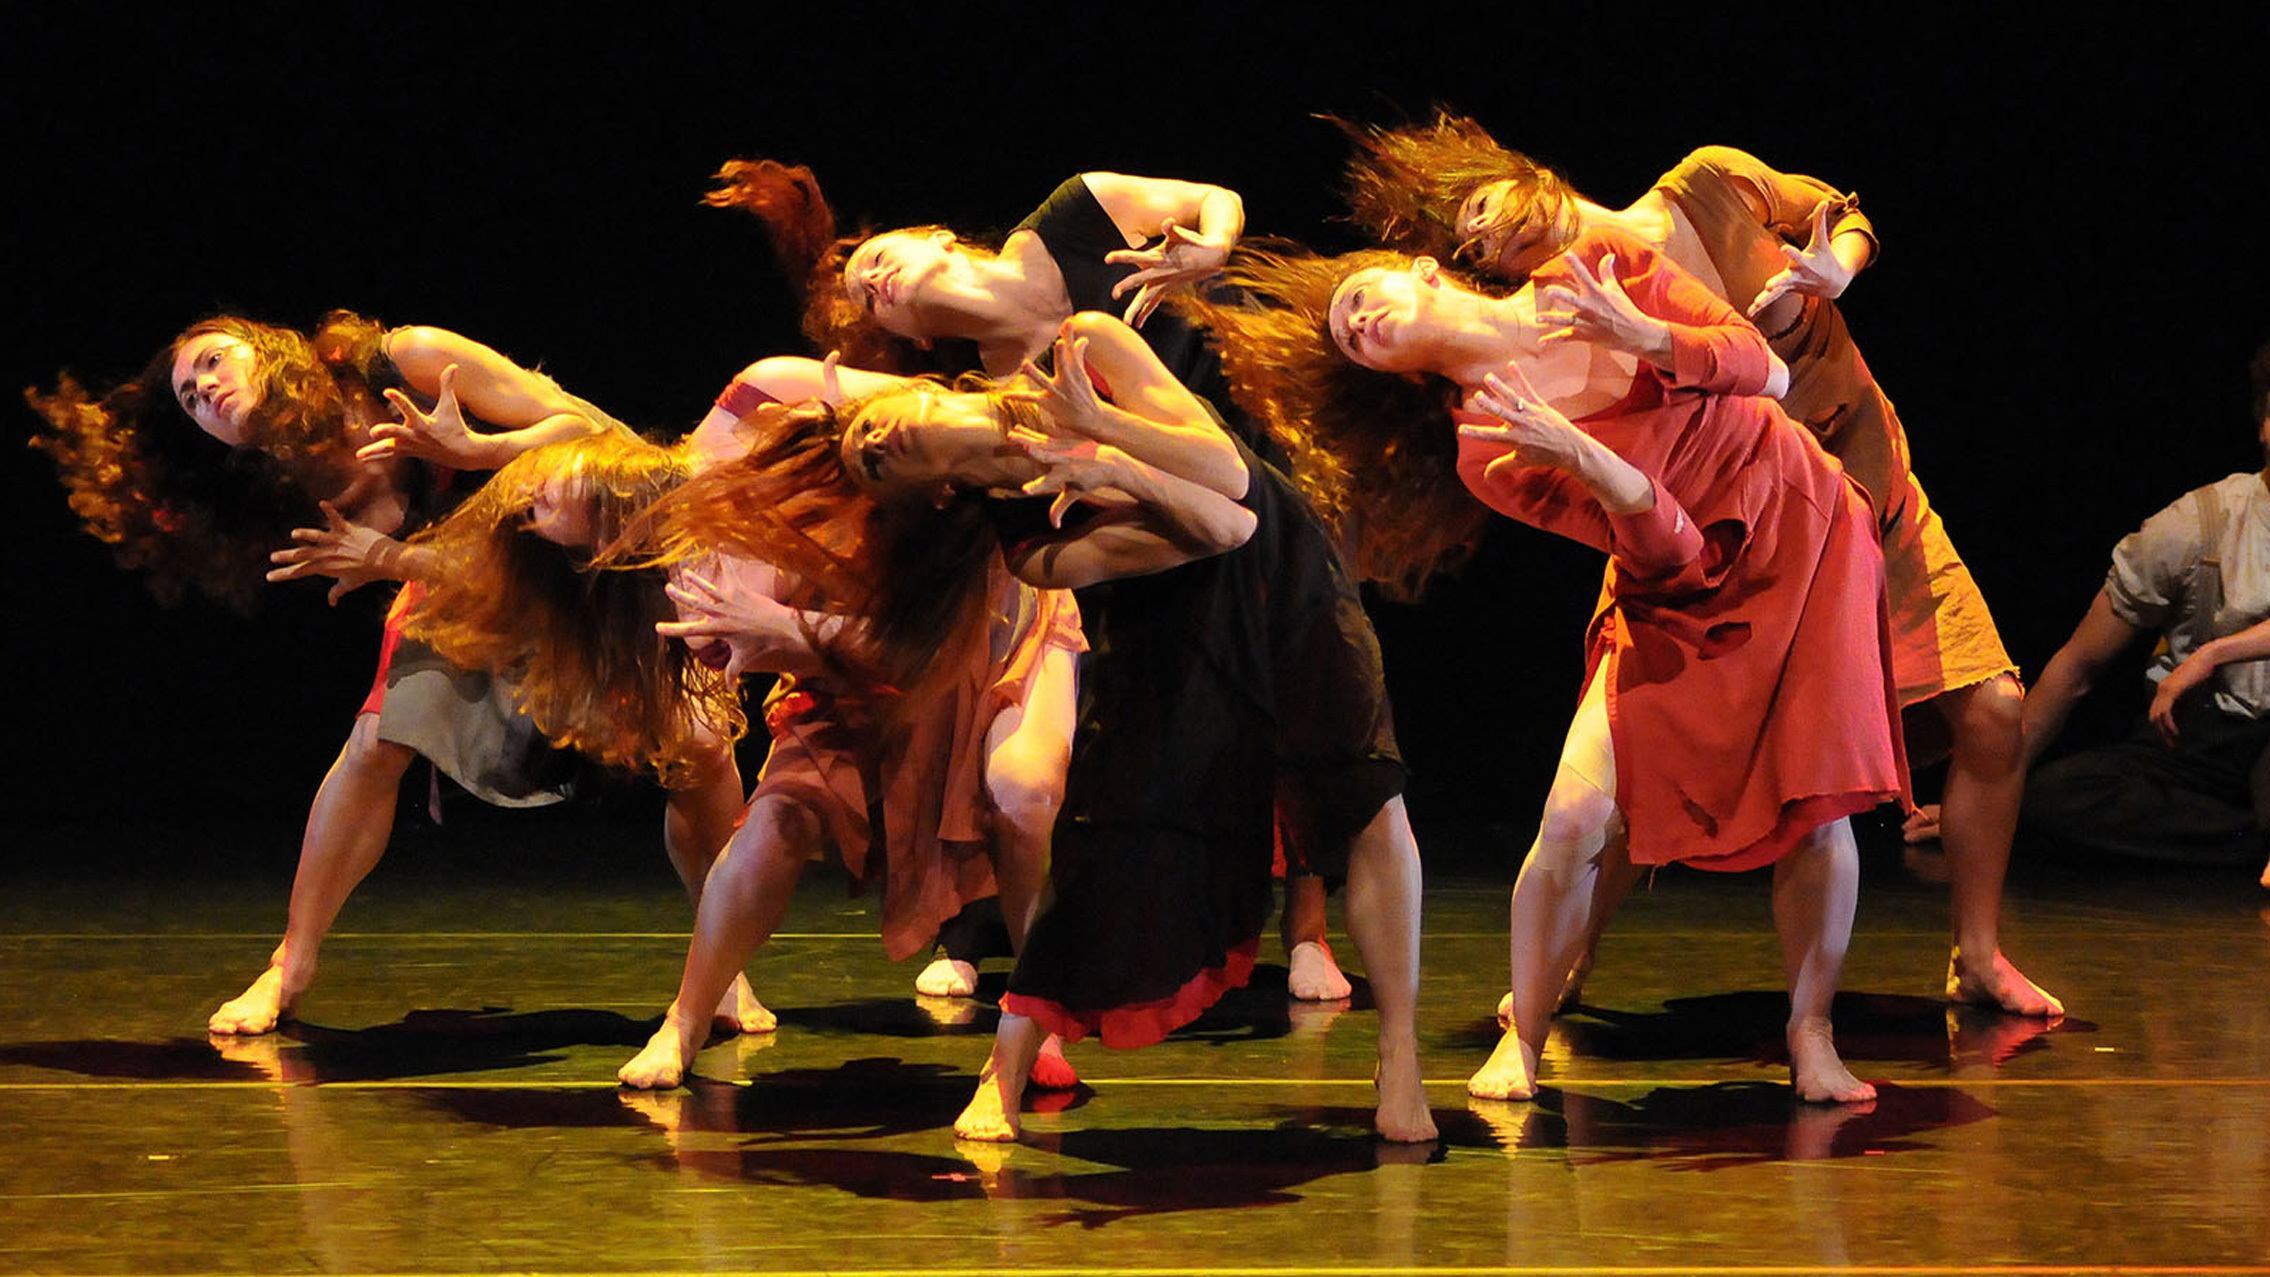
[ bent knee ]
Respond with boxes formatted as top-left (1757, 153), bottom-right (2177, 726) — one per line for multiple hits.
top-left (987, 749), bottom-right (1068, 837)
top-left (343, 714), bottom-right (417, 781)
top-left (1535, 773), bottom-right (1617, 851)
top-left (1952, 675), bottom-right (2026, 762)
top-left (738, 793), bottom-right (824, 854)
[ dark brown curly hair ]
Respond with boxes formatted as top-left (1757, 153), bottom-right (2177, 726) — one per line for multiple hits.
top-left (704, 157), bottom-right (984, 377)
top-left (26, 310), bottom-right (390, 610)
top-left (401, 433), bottom-right (745, 787)
top-left (1332, 110), bottom-right (1580, 281)
top-left (1177, 244), bottom-right (1486, 600)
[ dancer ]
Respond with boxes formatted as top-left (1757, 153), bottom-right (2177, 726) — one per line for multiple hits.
top-left (714, 159), bottom-right (1357, 1000)
top-left (28, 312), bottom-right (760, 1034)
top-left (1191, 233), bottom-right (1904, 1102)
top-left (1335, 117), bottom-right (2054, 1017)
top-left (569, 355), bottom-right (1086, 1090)
top-left (661, 316), bottom-right (1434, 1141)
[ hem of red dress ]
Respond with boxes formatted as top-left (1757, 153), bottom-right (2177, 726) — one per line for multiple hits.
top-left (1632, 789), bottom-right (1902, 874)
top-left (1001, 938), bottom-right (1259, 1050)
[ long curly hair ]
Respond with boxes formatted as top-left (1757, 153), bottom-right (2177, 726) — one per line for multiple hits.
top-left (1332, 110), bottom-right (1580, 280)
top-left (629, 391), bottom-right (1006, 711)
top-left (401, 433), bottom-right (744, 787)
top-left (1177, 244), bottom-right (1485, 599)
top-left (27, 310), bottom-right (390, 610)
top-left (704, 157), bottom-right (984, 376)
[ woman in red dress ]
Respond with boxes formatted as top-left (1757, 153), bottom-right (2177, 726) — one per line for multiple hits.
top-left (1192, 230), bottom-right (1904, 1102)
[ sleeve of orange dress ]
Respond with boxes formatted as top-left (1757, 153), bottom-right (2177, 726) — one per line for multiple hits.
top-left (1669, 145), bottom-right (1879, 265)
top-left (1453, 425), bottom-right (1705, 582)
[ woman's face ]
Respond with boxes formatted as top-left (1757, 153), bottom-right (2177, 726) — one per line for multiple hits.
top-left (1328, 262), bottom-right (1437, 373)
top-left (841, 229), bottom-right (958, 339)
top-left (840, 388), bottom-right (1001, 500)
top-left (523, 466), bottom-right (598, 549)
top-left (1455, 179), bottom-right (1564, 279)
top-left (169, 332), bottom-right (264, 446)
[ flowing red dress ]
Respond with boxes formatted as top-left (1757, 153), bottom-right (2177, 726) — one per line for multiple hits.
top-left (1456, 229), bottom-right (1908, 871)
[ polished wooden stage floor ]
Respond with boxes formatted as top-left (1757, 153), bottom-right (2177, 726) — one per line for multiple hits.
top-left (2, 815), bottom-right (2265, 1275)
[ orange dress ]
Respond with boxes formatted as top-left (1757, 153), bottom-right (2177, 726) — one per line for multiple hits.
top-left (1653, 147), bottom-right (2015, 718)
top-left (1457, 229), bottom-right (1908, 871)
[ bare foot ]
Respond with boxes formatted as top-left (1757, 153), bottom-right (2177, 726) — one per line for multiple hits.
top-left (1946, 948), bottom-right (2064, 1018)
top-left (713, 973), bottom-right (777, 1035)
top-left (1467, 1028), bottom-right (1540, 1100)
top-left (1495, 990), bottom-right (1513, 1029)
top-left (1287, 939), bottom-right (1352, 1001)
top-left (208, 966), bottom-right (298, 1036)
top-left (618, 1012), bottom-right (703, 1090)
top-left (1374, 1043), bottom-right (1437, 1142)
top-left (1788, 1016), bottom-right (1877, 1104)
top-left (1029, 1034), bottom-right (1078, 1090)
top-left (915, 956), bottom-right (979, 998)
top-left (954, 1060), bottom-right (1022, 1143)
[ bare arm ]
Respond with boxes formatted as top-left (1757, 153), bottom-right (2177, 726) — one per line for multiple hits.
top-left (1081, 172), bottom-right (1244, 248)
top-left (2146, 612), bottom-right (2270, 744)
top-left (369, 327), bottom-right (612, 469)
top-left (1005, 442), bottom-right (1256, 590)
top-left (1020, 312), bottom-right (1249, 498)
top-left (1082, 172), bottom-right (1245, 326)
top-left (2023, 590), bottom-right (2149, 766)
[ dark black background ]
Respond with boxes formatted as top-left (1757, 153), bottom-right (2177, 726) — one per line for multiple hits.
top-left (5, 9), bottom-right (2266, 853)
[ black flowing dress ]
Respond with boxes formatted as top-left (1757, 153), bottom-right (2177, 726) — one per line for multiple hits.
top-left (992, 410), bottom-right (1403, 1048)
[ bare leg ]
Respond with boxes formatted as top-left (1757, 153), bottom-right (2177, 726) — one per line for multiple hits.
top-left (1497, 837), bottom-right (1637, 1027)
top-left (1472, 769), bottom-right (1621, 1100)
top-left (956, 1010), bottom-right (1044, 1142)
top-left (1474, 671), bottom-right (1619, 1100)
top-left (619, 793), bottom-right (820, 1089)
top-left (1935, 677), bottom-right (2063, 1016)
top-left (661, 731), bottom-right (771, 1034)
top-left (1282, 873), bottom-right (1352, 1001)
top-left (982, 644), bottom-right (1078, 1089)
top-left (211, 713), bottom-right (412, 1035)
top-left (1341, 796), bottom-right (1436, 1141)
top-left (1775, 818), bottom-right (1877, 1104)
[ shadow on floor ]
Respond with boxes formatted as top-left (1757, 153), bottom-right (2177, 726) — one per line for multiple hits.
top-left (1447, 990), bottom-right (2090, 1070)
top-left (1424, 1080), bottom-right (1997, 1171)
top-left (0, 1007), bottom-right (656, 1083)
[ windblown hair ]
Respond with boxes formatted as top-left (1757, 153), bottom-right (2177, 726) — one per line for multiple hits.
top-left (1332, 110), bottom-right (1580, 280)
top-left (630, 393), bottom-right (1003, 710)
top-left (704, 157), bottom-right (984, 376)
top-left (1178, 244), bottom-right (1485, 599)
top-left (26, 310), bottom-right (391, 609)
top-left (402, 433), bottom-right (745, 787)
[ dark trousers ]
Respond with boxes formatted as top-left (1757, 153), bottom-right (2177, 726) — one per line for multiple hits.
top-left (2024, 697), bottom-right (2270, 864)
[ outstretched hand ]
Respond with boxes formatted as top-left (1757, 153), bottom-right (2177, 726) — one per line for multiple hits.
top-left (655, 565), bottom-right (801, 681)
top-left (1008, 426), bottom-right (1141, 528)
top-left (1536, 250), bottom-right (1664, 359)
top-left (1455, 359), bottom-right (1595, 482)
top-left (267, 501), bottom-right (398, 606)
top-left (358, 364), bottom-right (490, 467)
top-left (1106, 218), bottom-right (1232, 328)
top-left (1746, 198), bottom-right (1859, 318)
top-left (1005, 329), bottom-right (1109, 439)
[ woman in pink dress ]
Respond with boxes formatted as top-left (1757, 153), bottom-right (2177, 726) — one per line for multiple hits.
top-left (1190, 230), bottom-right (1904, 1102)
